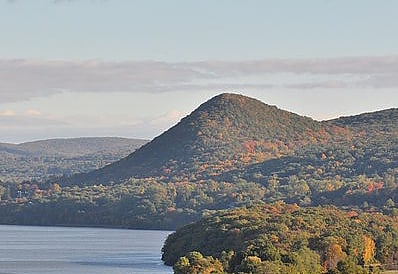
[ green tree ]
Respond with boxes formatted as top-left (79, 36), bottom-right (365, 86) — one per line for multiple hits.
top-left (173, 251), bottom-right (224, 274)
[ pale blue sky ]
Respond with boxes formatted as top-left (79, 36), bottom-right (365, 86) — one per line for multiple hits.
top-left (0, 0), bottom-right (397, 143)
top-left (2, 0), bottom-right (398, 61)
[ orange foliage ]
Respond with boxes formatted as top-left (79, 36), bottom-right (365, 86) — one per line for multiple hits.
top-left (347, 211), bottom-right (359, 218)
top-left (367, 181), bottom-right (384, 193)
top-left (242, 140), bottom-right (256, 154)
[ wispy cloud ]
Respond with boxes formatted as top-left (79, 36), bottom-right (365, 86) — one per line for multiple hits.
top-left (149, 109), bottom-right (185, 126)
top-left (0, 108), bottom-right (63, 128)
top-left (25, 109), bottom-right (42, 116)
top-left (1, 56), bottom-right (397, 103)
top-left (0, 110), bottom-right (17, 117)
top-left (194, 56), bottom-right (398, 75)
top-left (0, 115), bottom-right (67, 128)
top-left (285, 80), bottom-right (351, 89)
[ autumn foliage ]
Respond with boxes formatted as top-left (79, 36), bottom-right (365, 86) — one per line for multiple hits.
top-left (162, 204), bottom-right (398, 273)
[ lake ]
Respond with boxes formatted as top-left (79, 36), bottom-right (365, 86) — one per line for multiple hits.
top-left (0, 225), bottom-right (173, 274)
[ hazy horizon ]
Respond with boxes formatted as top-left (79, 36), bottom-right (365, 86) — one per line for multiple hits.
top-left (1, 94), bottom-right (396, 144)
top-left (1, 1), bottom-right (397, 143)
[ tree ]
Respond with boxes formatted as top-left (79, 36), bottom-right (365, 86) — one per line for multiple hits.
top-left (295, 247), bottom-right (323, 274)
top-left (239, 256), bottom-right (262, 273)
top-left (51, 183), bottom-right (61, 193)
top-left (324, 243), bottom-right (347, 270)
top-left (362, 235), bottom-right (375, 265)
top-left (268, 174), bottom-right (279, 191)
top-left (174, 256), bottom-right (191, 274)
top-left (173, 251), bottom-right (224, 274)
top-left (332, 257), bottom-right (367, 274)
top-left (385, 198), bottom-right (395, 208)
top-left (0, 185), bottom-right (5, 201)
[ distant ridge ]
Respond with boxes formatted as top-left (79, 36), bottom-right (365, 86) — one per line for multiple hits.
top-left (0, 137), bottom-right (148, 157)
top-left (0, 137), bottom-right (148, 183)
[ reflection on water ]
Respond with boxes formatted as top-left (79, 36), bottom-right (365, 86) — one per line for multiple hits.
top-left (0, 225), bottom-right (173, 274)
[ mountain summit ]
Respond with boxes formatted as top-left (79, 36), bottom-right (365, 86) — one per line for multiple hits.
top-left (63, 93), bottom-right (345, 186)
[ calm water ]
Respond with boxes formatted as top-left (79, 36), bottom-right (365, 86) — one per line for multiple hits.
top-left (0, 225), bottom-right (173, 274)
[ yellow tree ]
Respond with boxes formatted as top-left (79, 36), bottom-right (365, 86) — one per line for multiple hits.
top-left (324, 243), bottom-right (346, 270)
top-left (362, 235), bottom-right (376, 265)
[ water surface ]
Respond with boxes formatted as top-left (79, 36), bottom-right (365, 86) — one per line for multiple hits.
top-left (0, 225), bottom-right (173, 274)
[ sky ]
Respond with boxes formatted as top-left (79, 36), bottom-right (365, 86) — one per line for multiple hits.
top-left (0, 0), bottom-right (397, 143)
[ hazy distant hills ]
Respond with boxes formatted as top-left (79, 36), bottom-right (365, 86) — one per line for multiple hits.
top-left (64, 93), bottom-right (353, 186)
top-left (0, 137), bottom-right (148, 183)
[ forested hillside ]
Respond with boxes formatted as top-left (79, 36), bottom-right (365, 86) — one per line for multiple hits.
top-left (162, 203), bottom-right (398, 273)
top-left (218, 133), bottom-right (397, 206)
top-left (0, 137), bottom-right (147, 183)
top-left (0, 94), bottom-right (396, 232)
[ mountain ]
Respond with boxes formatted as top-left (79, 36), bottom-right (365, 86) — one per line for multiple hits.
top-left (0, 93), bottom-right (396, 231)
top-left (0, 137), bottom-right (148, 183)
top-left (63, 93), bottom-right (350, 186)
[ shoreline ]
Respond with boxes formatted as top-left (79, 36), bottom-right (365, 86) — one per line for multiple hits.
top-left (0, 223), bottom-right (175, 232)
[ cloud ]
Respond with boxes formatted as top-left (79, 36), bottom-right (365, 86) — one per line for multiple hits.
top-left (0, 109), bottom-right (43, 119)
top-left (194, 56), bottom-right (398, 75)
top-left (0, 110), bottom-right (17, 117)
top-left (359, 73), bottom-right (398, 88)
top-left (0, 109), bottom-right (63, 129)
top-left (1, 56), bottom-right (397, 103)
top-left (25, 109), bottom-right (42, 116)
top-left (149, 109), bottom-right (185, 126)
top-left (285, 80), bottom-right (351, 89)
top-left (0, 115), bottom-right (67, 128)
